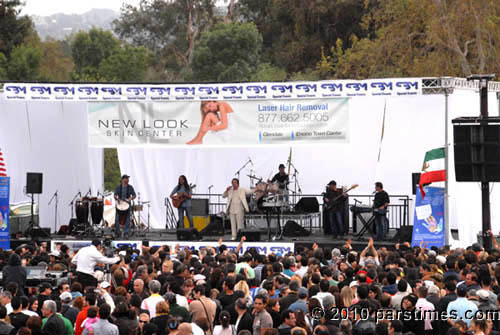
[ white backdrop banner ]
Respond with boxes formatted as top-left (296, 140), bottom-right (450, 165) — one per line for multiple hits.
top-left (3, 79), bottom-right (422, 101)
top-left (88, 99), bottom-right (349, 146)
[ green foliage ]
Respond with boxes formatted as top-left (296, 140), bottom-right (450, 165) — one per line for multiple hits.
top-left (0, 0), bottom-right (34, 58)
top-left (70, 28), bottom-right (151, 82)
top-left (0, 53), bottom-right (7, 80)
top-left (250, 63), bottom-right (287, 82)
top-left (38, 39), bottom-right (74, 81)
top-left (190, 22), bottom-right (263, 82)
top-left (6, 45), bottom-right (41, 81)
top-left (113, 0), bottom-right (216, 81)
top-left (104, 148), bottom-right (121, 192)
top-left (99, 45), bottom-right (152, 82)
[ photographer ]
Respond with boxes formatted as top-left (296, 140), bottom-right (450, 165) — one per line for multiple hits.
top-left (71, 239), bottom-right (120, 289)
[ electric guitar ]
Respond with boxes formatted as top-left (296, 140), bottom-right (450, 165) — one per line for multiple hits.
top-left (324, 184), bottom-right (359, 211)
top-left (172, 184), bottom-right (196, 208)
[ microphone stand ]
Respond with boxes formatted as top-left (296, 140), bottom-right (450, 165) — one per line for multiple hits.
top-left (69, 191), bottom-right (81, 219)
top-left (235, 159), bottom-right (252, 180)
top-left (48, 190), bottom-right (58, 234)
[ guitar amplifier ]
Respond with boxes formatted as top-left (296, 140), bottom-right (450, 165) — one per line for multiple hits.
top-left (191, 199), bottom-right (209, 216)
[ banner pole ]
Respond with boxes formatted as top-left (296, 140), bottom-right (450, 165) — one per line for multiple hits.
top-left (444, 89), bottom-right (450, 246)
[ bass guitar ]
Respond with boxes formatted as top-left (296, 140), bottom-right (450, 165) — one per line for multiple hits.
top-left (324, 184), bottom-right (359, 211)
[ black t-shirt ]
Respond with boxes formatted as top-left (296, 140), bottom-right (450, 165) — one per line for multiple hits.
top-left (217, 292), bottom-right (237, 311)
top-left (324, 188), bottom-right (346, 212)
top-left (373, 190), bottom-right (390, 208)
top-left (9, 312), bottom-right (29, 332)
top-left (271, 173), bottom-right (289, 190)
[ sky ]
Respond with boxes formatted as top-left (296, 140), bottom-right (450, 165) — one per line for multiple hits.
top-left (21, 0), bottom-right (143, 16)
top-left (21, 0), bottom-right (228, 16)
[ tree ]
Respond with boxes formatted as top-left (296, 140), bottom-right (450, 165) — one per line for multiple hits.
top-left (250, 63), bottom-right (287, 82)
top-left (331, 0), bottom-right (500, 79)
top-left (6, 44), bottom-right (40, 81)
top-left (190, 22), bottom-right (262, 82)
top-left (70, 28), bottom-right (151, 82)
top-left (104, 148), bottom-right (121, 192)
top-left (38, 39), bottom-right (74, 81)
top-left (99, 45), bottom-right (152, 82)
top-left (236, 0), bottom-right (373, 74)
top-left (71, 28), bottom-right (120, 77)
top-left (113, 0), bottom-right (216, 80)
top-left (0, 0), bottom-right (34, 58)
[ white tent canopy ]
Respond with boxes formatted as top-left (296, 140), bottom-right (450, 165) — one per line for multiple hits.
top-left (1, 78), bottom-right (499, 247)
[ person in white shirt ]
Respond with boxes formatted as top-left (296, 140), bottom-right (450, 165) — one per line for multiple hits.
top-left (223, 178), bottom-right (254, 241)
top-left (415, 286), bottom-right (435, 332)
top-left (71, 240), bottom-right (120, 289)
top-left (140, 280), bottom-right (164, 318)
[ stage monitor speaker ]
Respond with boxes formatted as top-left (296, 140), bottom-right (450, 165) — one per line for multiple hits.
top-left (26, 172), bottom-right (43, 194)
top-left (237, 229), bottom-right (262, 242)
top-left (191, 199), bottom-right (209, 216)
top-left (394, 225), bottom-right (413, 243)
top-left (199, 215), bottom-right (225, 236)
top-left (283, 220), bottom-right (310, 237)
top-left (177, 227), bottom-right (200, 241)
top-left (412, 173), bottom-right (421, 195)
top-left (29, 227), bottom-right (50, 238)
top-left (453, 123), bottom-right (500, 182)
top-left (294, 197), bottom-right (319, 213)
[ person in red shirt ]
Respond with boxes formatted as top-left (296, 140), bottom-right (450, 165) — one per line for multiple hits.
top-left (74, 293), bottom-right (97, 335)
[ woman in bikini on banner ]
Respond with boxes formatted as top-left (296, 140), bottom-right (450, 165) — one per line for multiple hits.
top-left (187, 101), bottom-right (234, 145)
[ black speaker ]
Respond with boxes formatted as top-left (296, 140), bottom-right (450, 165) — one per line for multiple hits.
top-left (199, 215), bottom-right (225, 236)
top-left (294, 197), bottom-right (319, 213)
top-left (412, 173), bottom-right (421, 195)
top-left (394, 225), bottom-right (413, 243)
top-left (453, 122), bottom-right (500, 182)
top-left (177, 227), bottom-right (201, 241)
top-left (26, 172), bottom-right (43, 194)
top-left (29, 227), bottom-right (50, 238)
top-left (192, 199), bottom-right (209, 216)
top-left (237, 229), bottom-right (262, 241)
top-left (283, 220), bottom-right (310, 237)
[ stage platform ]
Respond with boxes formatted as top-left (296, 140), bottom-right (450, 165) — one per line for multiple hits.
top-left (10, 229), bottom-right (398, 254)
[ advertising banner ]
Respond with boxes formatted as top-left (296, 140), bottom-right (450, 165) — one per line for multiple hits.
top-left (411, 186), bottom-right (445, 248)
top-left (2, 79), bottom-right (422, 101)
top-left (0, 177), bottom-right (10, 250)
top-left (50, 239), bottom-right (293, 256)
top-left (88, 99), bottom-right (349, 146)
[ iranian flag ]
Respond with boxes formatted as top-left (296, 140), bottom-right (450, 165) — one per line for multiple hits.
top-left (419, 147), bottom-right (446, 198)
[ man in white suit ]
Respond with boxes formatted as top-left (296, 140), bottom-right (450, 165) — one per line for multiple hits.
top-left (223, 178), bottom-right (254, 240)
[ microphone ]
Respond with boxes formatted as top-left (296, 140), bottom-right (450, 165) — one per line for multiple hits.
top-left (248, 157), bottom-right (253, 166)
top-left (78, 191), bottom-right (82, 198)
top-left (86, 188), bottom-right (91, 197)
top-left (208, 185), bottom-right (214, 190)
top-left (372, 190), bottom-right (377, 195)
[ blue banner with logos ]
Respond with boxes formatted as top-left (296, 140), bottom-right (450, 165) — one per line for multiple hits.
top-left (0, 178), bottom-right (10, 250)
top-left (2, 79), bottom-right (422, 101)
top-left (412, 186), bottom-right (445, 248)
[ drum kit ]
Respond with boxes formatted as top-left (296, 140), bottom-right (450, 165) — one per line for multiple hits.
top-left (246, 175), bottom-right (289, 212)
top-left (69, 191), bottom-right (151, 237)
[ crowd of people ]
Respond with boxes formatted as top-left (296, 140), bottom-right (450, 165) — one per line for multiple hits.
top-left (0, 234), bottom-right (499, 335)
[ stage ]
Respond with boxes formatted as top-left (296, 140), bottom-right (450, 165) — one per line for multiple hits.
top-left (9, 228), bottom-right (398, 255)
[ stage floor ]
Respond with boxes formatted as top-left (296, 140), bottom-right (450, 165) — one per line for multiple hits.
top-left (11, 228), bottom-right (397, 252)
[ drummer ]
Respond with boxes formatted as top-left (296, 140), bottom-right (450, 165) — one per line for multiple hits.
top-left (114, 174), bottom-right (136, 238)
top-left (268, 163), bottom-right (289, 191)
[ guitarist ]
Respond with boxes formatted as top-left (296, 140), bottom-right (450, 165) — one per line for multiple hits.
top-left (170, 175), bottom-right (194, 228)
top-left (114, 174), bottom-right (136, 238)
top-left (323, 180), bottom-right (347, 239)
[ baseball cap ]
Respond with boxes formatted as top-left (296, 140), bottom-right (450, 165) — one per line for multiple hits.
top-left (59, 291), bottom-right (72, 302)
top-left (298, 287), bottom-right (308, 299)
top-left (121, 174), bottom-right (130, 180)
top-left (193, 274), bottom-right (206, 283)
top-left (328, 180), bottom-right (337, 186)
top-left (279, 164), bottom-right (285, 169)
top-left (100, 281), bottom-right (111, 289)
top-left (349, 281), bottom-right (359, 288)
top-left (477, 289), bottom-right (490, 301)
top-left (436, 255), bottom-right (446, 265)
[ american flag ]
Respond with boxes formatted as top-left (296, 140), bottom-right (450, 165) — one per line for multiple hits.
top-left (0, 149), bottom-right (6, 177)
